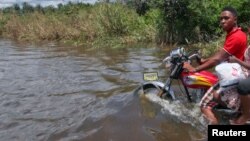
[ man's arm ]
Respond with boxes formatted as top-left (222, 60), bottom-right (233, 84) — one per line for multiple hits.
top-left (195, 49), bottom-right (230, 72)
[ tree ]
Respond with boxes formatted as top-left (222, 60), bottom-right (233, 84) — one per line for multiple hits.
top-left (22, 2), bottom-right (34, 13)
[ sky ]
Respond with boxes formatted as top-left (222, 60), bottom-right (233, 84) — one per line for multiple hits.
top-left (0, 0), bottom-right (98, 8)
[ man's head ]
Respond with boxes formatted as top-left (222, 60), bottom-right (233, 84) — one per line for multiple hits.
top-left (220, 6), bottom-right (238, 32)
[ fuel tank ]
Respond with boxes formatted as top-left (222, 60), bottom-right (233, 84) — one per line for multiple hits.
top-left (181, 70), bottom-right (218, 89)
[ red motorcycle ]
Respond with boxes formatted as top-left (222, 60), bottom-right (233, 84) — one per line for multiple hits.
top-left (137, 47), bottom-right (218, 103)
top-left (135, 47), bottom-right (249, 124)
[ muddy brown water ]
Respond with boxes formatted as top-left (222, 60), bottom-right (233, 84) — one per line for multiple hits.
top-left (0, 39), bottom-right (207, 141)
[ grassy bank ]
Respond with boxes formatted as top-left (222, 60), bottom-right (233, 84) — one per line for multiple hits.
top-left (0, 3), bottom-right (158, 48)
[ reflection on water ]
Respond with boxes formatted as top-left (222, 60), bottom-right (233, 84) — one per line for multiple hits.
top-left (0, 39), bottom-right (205, 141)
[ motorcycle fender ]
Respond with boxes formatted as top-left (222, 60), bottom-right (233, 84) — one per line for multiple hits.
top-left (139, 81), bottom-right (163, 91)
top-left (140, 81), bottom-right (175, 100)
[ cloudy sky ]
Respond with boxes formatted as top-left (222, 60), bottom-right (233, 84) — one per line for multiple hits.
top-left (0, 0), bottom-right (97, 8)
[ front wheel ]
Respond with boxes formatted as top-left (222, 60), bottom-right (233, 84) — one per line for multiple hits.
top-left (141, 83), bottom-right (175, 100)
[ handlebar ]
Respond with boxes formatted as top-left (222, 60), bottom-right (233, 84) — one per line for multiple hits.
top-left (189, 53), bottom-right (202, 63)
top-left (162, 47), bottom-right (203, 71)
top-left (163, 52), bottom-right (201, 64)
top-left (188, 54), bottom-right (199, 60)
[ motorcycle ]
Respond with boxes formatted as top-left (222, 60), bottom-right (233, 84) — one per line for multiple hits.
top-left (136, 47), bottom-right (218, 102)
top-left (135, 47), bottom-right (242, 118)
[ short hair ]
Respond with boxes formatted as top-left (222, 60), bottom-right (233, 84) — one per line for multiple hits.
top-left (222, 6), bottom-right (238, 17)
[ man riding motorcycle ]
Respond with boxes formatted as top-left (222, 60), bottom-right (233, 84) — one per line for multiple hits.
top-left (184, 6), bottom-right (247, 124)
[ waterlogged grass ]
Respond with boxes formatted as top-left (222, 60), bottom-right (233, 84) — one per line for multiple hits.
top-left (0, 3), bottom-right (158, 48)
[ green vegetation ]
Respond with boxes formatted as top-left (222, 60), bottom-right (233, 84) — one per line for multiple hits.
top-left (0, 0), bottom-right (250, 52)
top-left (0, 2), bottom-right (158, 48)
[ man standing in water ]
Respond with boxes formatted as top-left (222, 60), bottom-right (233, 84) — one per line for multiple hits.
top-left (184, 6), bottom-right (247, 124)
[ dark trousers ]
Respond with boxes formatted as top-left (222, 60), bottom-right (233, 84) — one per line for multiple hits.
top-left (237, 77), bottom-right (250, 95)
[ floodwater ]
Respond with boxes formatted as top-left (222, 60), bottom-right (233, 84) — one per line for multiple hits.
top-left (0, 39), bottom-right (208, 141)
